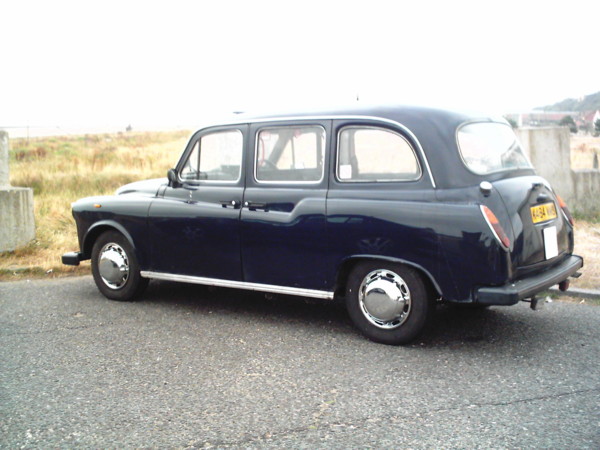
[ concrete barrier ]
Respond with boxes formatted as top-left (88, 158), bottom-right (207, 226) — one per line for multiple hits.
top-left (0, 131), bottom-right (35, 252)
top-left (515, 127), bottom-right (600, 216)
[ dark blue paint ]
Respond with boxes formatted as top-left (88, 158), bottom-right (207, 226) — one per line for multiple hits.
top-left (148, 185), bottom-right (244, 279)
top-left (66, 105), bottom-right (583, 306)
top-left (241, 187), bottom-right (328, 290)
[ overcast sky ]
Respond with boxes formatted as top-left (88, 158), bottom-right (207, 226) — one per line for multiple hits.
top-left (1, 0), bottom-right (598, 131)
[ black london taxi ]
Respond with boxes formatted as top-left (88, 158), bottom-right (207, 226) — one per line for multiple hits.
top-left (63, 105), bottom-right (583, 344)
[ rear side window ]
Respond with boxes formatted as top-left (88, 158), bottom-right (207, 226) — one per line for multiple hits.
top-left (255, 126), bottom-right (325, 183)
top-left (457, 122), bottom-right (532, 174)
top-left (337, 127), bottom-right (421, 182)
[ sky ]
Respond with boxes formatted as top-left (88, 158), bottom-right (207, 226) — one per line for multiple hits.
top-left (1, 0), bottom-right (599, 133)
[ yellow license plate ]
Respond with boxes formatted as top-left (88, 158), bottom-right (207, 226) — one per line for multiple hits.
top-left (530, 202), bottom-right (557, 224)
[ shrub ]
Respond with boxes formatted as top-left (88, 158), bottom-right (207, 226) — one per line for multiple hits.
top-left (559, 115), bottom-right (577, 133)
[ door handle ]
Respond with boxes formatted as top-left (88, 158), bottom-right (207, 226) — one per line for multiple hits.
top-left (220, 200), bottom-right (240, 209)
top-left (244, 201), bottom-right (268, 211)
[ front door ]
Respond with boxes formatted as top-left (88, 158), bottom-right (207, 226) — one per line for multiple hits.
top-left (147, 125), bottom-right (247, 280)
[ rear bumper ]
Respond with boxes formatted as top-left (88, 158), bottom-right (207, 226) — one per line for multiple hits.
top-left (62, 251), bottom-right (84, 266)
top-left (476, 255), bottom-right (584, 306)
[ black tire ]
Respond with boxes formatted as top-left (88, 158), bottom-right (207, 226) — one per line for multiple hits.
top-left (345, 261), bottom-right (433, 345)
top-left (91, 230), bottom-right (148, 301)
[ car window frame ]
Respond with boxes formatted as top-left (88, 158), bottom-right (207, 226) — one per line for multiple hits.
top-left (253, 124), bottom-right (327, 185)
top-left (176, 126), bottom-right (246, 186)
top-left (335, 125), bottom-right (423, 183)
top-left (456, 120), bottom-right (533, 176)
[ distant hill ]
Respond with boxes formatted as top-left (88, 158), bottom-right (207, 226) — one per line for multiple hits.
top-left (537, 91), bottom-right (600, 112)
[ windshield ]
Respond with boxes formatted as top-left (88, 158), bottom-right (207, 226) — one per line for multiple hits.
top-left (457, 122), bottom-right (532, 175)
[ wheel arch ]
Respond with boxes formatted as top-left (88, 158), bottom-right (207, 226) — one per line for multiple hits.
top-left (334, 255), bottom-right (442, 300)
top-left (82, 221), bottom-right (137, 260)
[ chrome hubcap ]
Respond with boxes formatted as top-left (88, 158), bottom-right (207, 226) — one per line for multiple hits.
top-left (98, 243), bottom-right (129, 289)
top-left (359, 269), bottom-right (411, 329)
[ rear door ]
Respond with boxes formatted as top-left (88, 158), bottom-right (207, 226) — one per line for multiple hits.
top-left (240, 120), bottom-right (331, 291)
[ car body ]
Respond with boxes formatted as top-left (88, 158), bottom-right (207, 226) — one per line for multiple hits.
top-left (63, 105), bottom-right (583, 344)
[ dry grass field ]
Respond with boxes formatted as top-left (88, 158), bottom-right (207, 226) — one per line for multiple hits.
top-left (569, 135), bottom-right (600, 289)
top-left (571, 134), bottom-right (600, 169)
top-left (572, 221), bottom-right (600, 289)
top-left (0, 130), bottom-right (190, 280)
top-left (0, 130), bottom-right (598, 291)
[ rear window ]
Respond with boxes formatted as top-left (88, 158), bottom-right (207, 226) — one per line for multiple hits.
top-left (457, 122), bottom-right (532, 175)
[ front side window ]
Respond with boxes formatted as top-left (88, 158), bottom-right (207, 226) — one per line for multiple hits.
top-left (180, 129), bottom-right (243, 182)
top-left (337, 127), bottom-right (421, 182)
top-left (457, 122), bottom-right (532, 175)
top-left (255, 126), bottom-right (325, 183)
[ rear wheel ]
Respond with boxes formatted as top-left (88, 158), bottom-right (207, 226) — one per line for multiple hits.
top-left (91, 231), bottom-right (148, 301)
top-left (346, 261), bottom-right (433, 345)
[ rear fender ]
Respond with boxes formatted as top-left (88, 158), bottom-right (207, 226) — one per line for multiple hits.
top-left (335, 255), bottom-right (442, 300)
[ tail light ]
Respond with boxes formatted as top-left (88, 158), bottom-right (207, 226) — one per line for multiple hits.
top-left (480, 205), bottom-right (511, 250)
top-left (556, 194), bottom-right (574, 226)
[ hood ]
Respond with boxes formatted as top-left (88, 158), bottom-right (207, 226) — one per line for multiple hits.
top-left (116, 178), bottom-right (167, 196)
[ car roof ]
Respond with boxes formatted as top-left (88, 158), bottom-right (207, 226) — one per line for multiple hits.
top-left (233, 103), bottom-right (489, 124)
top-left (196, 104), bottom-right (522, 189)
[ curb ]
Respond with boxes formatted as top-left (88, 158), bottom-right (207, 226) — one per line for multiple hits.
top-left (549, 286), bottom-right (600, 300)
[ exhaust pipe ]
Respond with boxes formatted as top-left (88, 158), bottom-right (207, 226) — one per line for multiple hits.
top-left (558, 280), bottom-right (570, 292)
top-left (529, 296), bottom-right (544, 310)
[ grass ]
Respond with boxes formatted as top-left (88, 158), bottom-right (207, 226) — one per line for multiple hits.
top-left (571, 220), bottom-right (600, 290)
top-left (0, 130), bottom-right (598, 292)
top-left (0, 130), bottom-right (190, 280)
top-left (570, 134), bottom-right (600, 169)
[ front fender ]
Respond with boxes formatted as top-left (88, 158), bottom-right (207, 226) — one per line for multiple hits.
top-left (72, 194), bottom-right (153, 267)
top-left (82, 220), bottom-right (137, 260)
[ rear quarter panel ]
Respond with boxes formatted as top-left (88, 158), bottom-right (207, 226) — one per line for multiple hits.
top-left (326, 188), bottom-right (441, 293)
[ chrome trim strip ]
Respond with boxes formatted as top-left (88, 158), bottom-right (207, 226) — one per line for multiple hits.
top-left (140, 271), bottom-right (335, 300)
top-left (192, 115), bottom-right (437, 188)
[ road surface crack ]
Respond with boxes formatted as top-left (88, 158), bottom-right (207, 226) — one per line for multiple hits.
top-left (185, 386), bottom-right (600, 448)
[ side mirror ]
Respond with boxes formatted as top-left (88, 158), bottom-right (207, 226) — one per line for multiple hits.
top-left (167, 168), bottom-right (180, 188)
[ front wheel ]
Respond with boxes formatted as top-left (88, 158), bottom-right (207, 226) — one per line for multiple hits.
top-left (91, 231), bottom-right (148, 301)
top-left (345, 261), bottom-right (433, 345)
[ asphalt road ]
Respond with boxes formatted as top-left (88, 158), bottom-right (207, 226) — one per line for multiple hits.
top-left (1, 276), bottom-right (599, 448)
